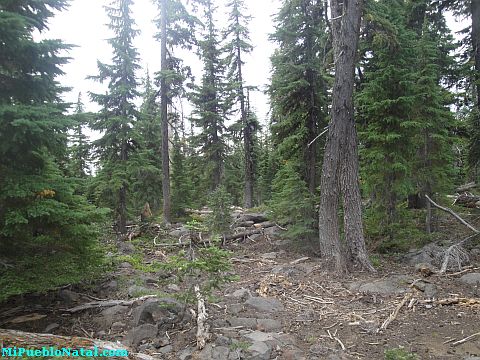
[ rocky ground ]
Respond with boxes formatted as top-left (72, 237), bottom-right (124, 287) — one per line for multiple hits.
top-left (1, 211), bottom-right (480, 360)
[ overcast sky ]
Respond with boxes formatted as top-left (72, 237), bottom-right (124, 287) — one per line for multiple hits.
top-left (45, 0), bottom-right (466, 126)
top-left (45, 0), bottom-right (282, 125)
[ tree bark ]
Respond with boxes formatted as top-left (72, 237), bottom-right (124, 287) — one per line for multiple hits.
top-left (160, 0), bottom-right (171, 224)
top-left (118, 141), bottom-right (128, 234)
top-left (318, 0), bottom-right (374, 272)
top-left (472, 0), bottom-right (480, 112)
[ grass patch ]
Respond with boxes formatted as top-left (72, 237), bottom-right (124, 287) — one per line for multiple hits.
top-left (384, 348), bottom-right (418, 360)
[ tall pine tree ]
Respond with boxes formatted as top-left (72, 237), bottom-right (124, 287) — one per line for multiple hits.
top-left (89, 0), bottom-right (141, 234)
top-left (191, 0), bottom-right (228, 190)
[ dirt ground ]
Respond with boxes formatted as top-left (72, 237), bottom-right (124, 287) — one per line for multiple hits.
top-left (1, 212), bottom-right (480, 360)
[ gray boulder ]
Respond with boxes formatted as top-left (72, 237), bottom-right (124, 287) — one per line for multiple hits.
top-left (132, 297), bottom-right (188, 329)
top-left (96, 305), bottom-right (129, 328)
top-left (349, 275), bottom-right (412, 295)
top-left (459, 273), bottom-right (480, 285)
top-left (246, 297), bottom-right (284, 313)
top-left (247, 341), bottom-right (271, 360)
top-left (122, 324), bottom-right (158, 347)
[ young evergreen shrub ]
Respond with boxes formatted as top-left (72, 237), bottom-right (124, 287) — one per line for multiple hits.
top-left (269, 161), bottom-right (315, 240)
top-left (207, 186), bottom-right (233, 234)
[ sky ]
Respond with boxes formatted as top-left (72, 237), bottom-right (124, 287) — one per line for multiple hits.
top-left (44, 0), bottom-right (467, 127)
top-left (44, 0), bottom-right (282, 125)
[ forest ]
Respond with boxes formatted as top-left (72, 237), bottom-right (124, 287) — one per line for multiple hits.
top-left (1, 0), bottom-right (480, 359)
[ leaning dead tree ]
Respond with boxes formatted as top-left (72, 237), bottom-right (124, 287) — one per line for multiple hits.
top-left (425, 195), bottom-right (480, 273)
top-left (318, 0), bottom-right (374, 272)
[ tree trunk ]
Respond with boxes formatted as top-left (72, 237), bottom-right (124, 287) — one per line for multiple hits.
top-left (318, 0), bottom-right (373, 272)
top-left (472, 0), bottom-right (480, 112)
top-left (118, 141), bottom-right (128, 234)
top-left (237, 13), bottom-right (254, 208)
top-left (160, 0), bottom-right (171, 224)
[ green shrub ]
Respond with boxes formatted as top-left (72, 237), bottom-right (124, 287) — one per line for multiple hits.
top-left (384, 348), bottom-right (418, 360)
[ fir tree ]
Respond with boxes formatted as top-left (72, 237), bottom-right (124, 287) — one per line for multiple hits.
top-left (190, 0), bottom-right (228, 190)
top-left (269, 0), bottom-right (330, 194)
top-left (0, 1), bottom-right (107, 296)
top-left (68, 93), bottom-right (91, 180)
top-left (154, 0), bottom-right (197, 221)
top-left (223, 0), bottom-right (255, 207)
top-left (89, 0), bottom-right (141, 234)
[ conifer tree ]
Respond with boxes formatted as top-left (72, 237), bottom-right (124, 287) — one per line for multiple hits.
top-left (0, 0), bottom-right (105, 259)
top-left (132, 71), bottom-right (162, 212)
top-left (269, 0), bottom-right (329, 194)
top-left (89, 0), bottom-right (141, 234)
top-left (68, 93), bottom-right (91, 180)
top-left (155, 0), bottom-right (197, 221)
top-left (191, 0), bottom-right (228, 190)
top-left (223, 0), bottom-right (255, 207)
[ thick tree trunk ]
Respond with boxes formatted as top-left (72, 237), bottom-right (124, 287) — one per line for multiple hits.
top-left (160, 0), bottom-right (171, 224)
top-left (318, 0), bottom-right (373, 272)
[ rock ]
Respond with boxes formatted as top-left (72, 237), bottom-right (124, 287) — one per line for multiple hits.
top-left (118, 242), bottom-right (135, 254)
top-left (44, 323), bottom-right (60, 333)
top-left (471, 248), bottom-right (480, 257)
top-left (228, 317), bottom-right (257, 329)
top-left (256, 318), bottom-right (282, 331)
top-left (111, 322), bottom-right (126, 331)
top-left (58, 290), bottom-right (80, 304)
top-left (247, 341), bottom-right (271, 360)
top-left (261, 252), bottom-right (278, 260)
top-left (132, 297), bottom-right (188, 328)
top-left (459, 273), bottom-right (480, 285)
top-left (178, 347), bottom-right (194, 360)
top-left (166, 283), bottom-right (181, 292)
top-left (128, 285), bottom-right (150, 297)
top-left (227, 303), bottom-right (244, 315)
top-left (152, 336), bottom-right (170, 348)
top-left (349, 275), bottom-right (412, 295)
top-left (404, 243), bottom-right (444, 266)
top-left (282, 348), bottom-right (307, 360)
top-left (246, 297), bottom-right (284, 313)
top-left (119, 262), bottom-right (133, 269)
top-left (198, 344), bottom-right (237, 360)
top-left (272, 265), bottom-right (301, 277)
top-left (424, 283), bottom-right (438, 298)
top-left (96, 330), bottom-right (106, 337)
top-left (96, 305), bottom-right (129, 328)
top-left (101, 280), bottom-right (118, 292)
top-left (243, 331), bottom-right (275, 343)
top-left (215, 335), bottom-right (232, 346)
top-left (122, 324), bottom-right (158, 347)
top-left (139, 273), bottom-right (158, 285)
top-left (230, 288), bottom-right (252, 299)
top-left (310, 344), bottom-right (330, 356)
top-left (158, 345), bottom-right (173, 354)
top-left (464, 357), bottom-right (480, 360)
top-left (169, 226), bottom-right (189, 238)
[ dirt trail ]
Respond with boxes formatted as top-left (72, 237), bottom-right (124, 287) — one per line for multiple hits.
top-left (1, 216), bottom-right (480, 360)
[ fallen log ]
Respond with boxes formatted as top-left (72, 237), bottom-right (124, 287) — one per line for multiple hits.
top-left (64, 295), bottom-right (157, 314)
top-left (456, 182), bottom-right (477, 192)
top-left (224, 223), bottom-right (277, 241)
top-left (194, 285), bottom-right (210, 350)
top-left (0, 328), bottom-right (155, 360)
top-left (454, 192), bottom-right (480, 208)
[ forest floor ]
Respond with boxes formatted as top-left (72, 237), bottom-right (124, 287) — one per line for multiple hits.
top-left (1, 210), bottom-right (480, 360)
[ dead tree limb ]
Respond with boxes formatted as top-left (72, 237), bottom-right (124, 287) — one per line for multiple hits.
top-left (0, 329), bottom-right (155, 360)
top-left (377, 293), bottom-right (412, 332)
top-left (194, 285), bottom-right (210, 350)
top-left (425, 195), bottom-right (479, 233)
top-left (65, 295), bottom-right (157, 313)
top-left (456, 182), bottom-right (477, 192)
